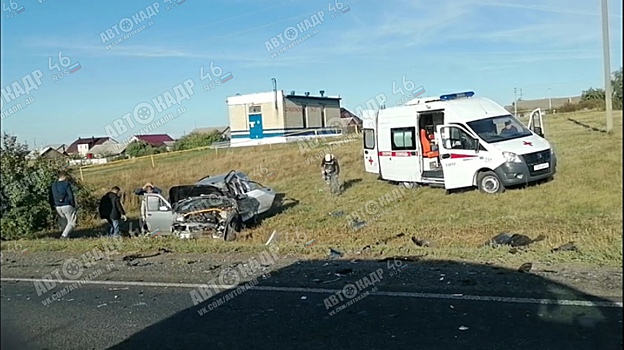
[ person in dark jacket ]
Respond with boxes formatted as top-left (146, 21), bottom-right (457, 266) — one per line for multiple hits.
top-left (48, 171), bottom-right (77, 239)
top-left (98, 186), bottom-right (127, 237)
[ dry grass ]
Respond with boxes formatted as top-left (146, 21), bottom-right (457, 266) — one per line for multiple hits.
top-left (4, 110), bottom-right (623, 266)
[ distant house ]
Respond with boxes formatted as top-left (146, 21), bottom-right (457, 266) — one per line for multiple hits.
top-left (340, 108), bottom-right (363, 127)
top-left (66, 137), bottom-right (118, 157)
top-left (88, 143), bottom-right (128, 158)
top-left (504, 95), bottom-right (582, 115)
top-left (26, 144), bottom-right (68, 162)
top-left (191, 126), bottom-right (231, 140)
top-left (130, 134), bottom-right (175, 147)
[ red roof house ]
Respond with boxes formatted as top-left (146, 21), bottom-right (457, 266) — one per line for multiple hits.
top-left (131, 134), bottom-right (175, 147)
top-left (66, 137), bottom-right (116, 155)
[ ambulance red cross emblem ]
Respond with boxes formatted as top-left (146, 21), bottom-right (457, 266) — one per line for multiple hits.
top-left (368, 157), bottom-right (374, 165)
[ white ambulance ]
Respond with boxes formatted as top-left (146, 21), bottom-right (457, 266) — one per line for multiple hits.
top-left (361, 91), bottom-right (557, 194)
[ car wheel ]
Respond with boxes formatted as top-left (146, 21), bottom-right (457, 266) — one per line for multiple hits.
top-left (477, 171), bottom-right (505, 194)
top-left (224, 217), bottom-right (241, 242)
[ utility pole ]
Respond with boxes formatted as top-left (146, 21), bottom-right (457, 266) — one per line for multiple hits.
top-left (601, 0), bottom-right (613, 132)
top-left (548, 88), bottom-right (552, 111)
top-left (514, 88), bottom-right (518, 116)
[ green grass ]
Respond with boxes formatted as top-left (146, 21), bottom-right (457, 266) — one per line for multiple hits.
top-left (4, 110), bottom-right (623, 266)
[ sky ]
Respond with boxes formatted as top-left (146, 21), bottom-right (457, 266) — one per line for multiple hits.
top-left (1, 0), bottom-right (622, 147)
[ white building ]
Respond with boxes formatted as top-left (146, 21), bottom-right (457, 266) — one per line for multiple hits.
top-left (226, 90), bottom-right (344, 147)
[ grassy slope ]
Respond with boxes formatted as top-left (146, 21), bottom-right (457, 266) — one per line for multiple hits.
top-left (4, 111), bottom-right (623, 266)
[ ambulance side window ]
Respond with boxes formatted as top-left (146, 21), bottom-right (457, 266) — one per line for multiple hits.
top-left (391, 127), bottom-right (416, 150)
top-left (363, 129), bottom-right (375, 149)
top-left (444, 127), bottom-right (476, 150)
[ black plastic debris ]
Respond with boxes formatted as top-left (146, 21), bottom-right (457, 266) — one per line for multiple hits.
top-left (329, 211), bottom-right (345, 218)
top-left (518, 262), bottom-right (533, 273)
top-left (349, 218), bottom-right (367, 230)
top-left (329, 248), bottom-right (343, 259)
top-left (485, 233), bottom-right (546, 247)
top-left (411, 237), bottom-right (431, 247)
top-left (551, 242), bottom-right (578, 253)
top-left (122, 251), bottom-right (162, 262)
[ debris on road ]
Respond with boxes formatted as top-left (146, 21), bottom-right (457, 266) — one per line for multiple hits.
top-left (329, 211), bottom-right (345, 217)
top-left (485, 233), bottom-right (546, 247)
top-left (122, 251), bottom-right (162, 262)
top-left (518, 262), bottom-right (533, 273)
top-left (322, 277), bottom-right (341, 284)
top-left (329, 248), bottom-right (343, 259)
top-left (265, 230), bottom-right (277, 245)
top-left (349, 218), bottom-right (367, 230)
top-left (551, 242), bottom-right (578, 253)
top-left (411, 237), bottom-right (432, 247)
top-left (335, 268), bottom-right (353, 276)
top-left (459, 326), bottom-right (469, 331)
top-left (108, 287), bottom-right (129, 291)
top-left (97, 303), bottom-right (107, 308)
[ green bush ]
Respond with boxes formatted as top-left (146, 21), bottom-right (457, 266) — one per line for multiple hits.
top-left (173, 131), bottom-right (224, 151)
top-left (125, 140), bottom-right (167, 158)
top-left (0, 133), bottom-right (98, 239)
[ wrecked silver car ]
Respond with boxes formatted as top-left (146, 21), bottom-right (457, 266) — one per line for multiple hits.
top-left (141, 171), bottom-right (277, 241)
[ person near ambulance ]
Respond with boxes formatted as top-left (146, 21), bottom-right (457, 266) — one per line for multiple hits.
top-left (320, 154), bottom-right (340, 181)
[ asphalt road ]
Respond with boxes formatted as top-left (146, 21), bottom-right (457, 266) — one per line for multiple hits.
top-left (2, 258), bottom-right (622, 350)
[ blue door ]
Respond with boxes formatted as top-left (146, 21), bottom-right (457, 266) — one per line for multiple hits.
top-left (249, 114), bottom-right (264, 139)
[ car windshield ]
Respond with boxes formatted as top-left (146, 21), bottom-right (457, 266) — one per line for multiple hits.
top-left (466, 115), bottom-right (532, 143)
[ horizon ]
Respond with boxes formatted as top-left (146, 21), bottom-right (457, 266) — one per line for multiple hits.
top-left (1, 0), bottom-right (622, 148)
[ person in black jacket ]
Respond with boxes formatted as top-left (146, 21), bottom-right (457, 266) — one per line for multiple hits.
top-left (98, 186), bottom-right (127, 237)
top-left (48, 171), bottom-right (77, 239)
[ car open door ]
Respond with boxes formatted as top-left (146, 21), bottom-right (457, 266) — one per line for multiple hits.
top-left (527, 108), bottom-right (545, 137)
top-left (144, 193), bottom-right (174, 235)
top-left (436, 124), bottom-right (483, 190)
top-left (242, 180), bottom-right (276, 216)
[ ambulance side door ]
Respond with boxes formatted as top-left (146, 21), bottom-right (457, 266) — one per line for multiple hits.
top-left (436, 124), bottom-right (483, 190)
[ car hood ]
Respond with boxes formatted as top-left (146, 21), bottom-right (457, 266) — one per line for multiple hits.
top-left (169, 185), bottom-right (227, 204)
top-left (490, 134), bottom-right (550, 155)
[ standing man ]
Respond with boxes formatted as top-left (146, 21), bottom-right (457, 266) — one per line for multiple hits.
top-left (134, 182), bottom-right (162, 196)
top-left (48, 171), bottom-right (77, 239)
top-left (134, 182), bottom-right (161, 234)
top-left (98, 186), bottom-right (127, 237)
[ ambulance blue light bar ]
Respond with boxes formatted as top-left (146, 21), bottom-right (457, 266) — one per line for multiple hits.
top-left (439, 91), bottom-right (475, 101)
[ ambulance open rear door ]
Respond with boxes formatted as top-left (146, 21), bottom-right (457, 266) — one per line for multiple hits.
top-left (362, 110), bottom-right (379, 174)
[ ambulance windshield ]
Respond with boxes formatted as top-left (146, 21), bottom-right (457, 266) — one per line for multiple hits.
top-left (466, 115), bottom-right (532, 143)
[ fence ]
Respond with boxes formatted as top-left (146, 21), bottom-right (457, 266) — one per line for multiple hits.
top-left (73, 127), bottom-right (361, 181)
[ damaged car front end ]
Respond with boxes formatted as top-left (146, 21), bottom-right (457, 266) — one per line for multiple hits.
top-left (171, 193), bottom-right (242, 241)
top-left (140, 170), bottom-right (277, 241)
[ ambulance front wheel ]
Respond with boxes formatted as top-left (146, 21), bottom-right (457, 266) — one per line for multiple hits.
top-left (401, 182), bottom-right (420, 189)
top-left (477, 171), bottom-right (505, 194)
